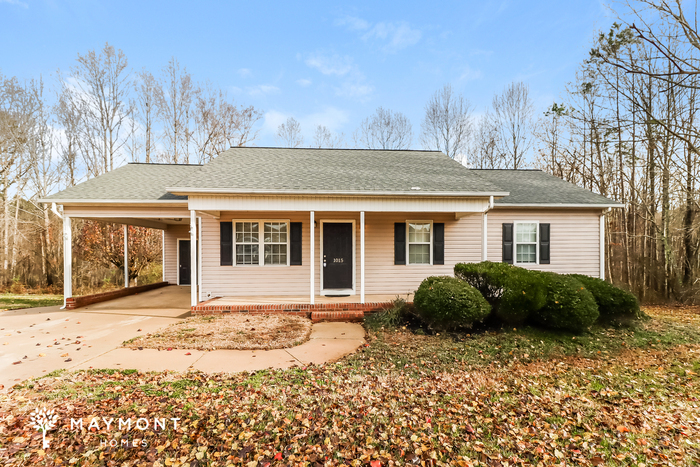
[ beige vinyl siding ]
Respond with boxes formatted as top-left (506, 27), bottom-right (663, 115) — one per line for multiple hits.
top-left (486, 208), bottom-right (601, 277)
top-left (164, 225), bottom-right (189, 284)
top-left (199, 211), bottom-right (483, 298)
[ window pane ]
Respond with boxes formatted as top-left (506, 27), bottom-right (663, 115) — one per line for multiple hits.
top-left (236, 244), bottom-right (259, 265)
top-left (264, 244), bottom-right (287, 265)
top-left (408, 244), bottom-right (430, 264)
top-left (516, 223), bottom-right (537, 243)
top-left (408, 223), bottom-right (431, 243)
top-left (236, 222), bottom-right (259, 243)
top-left (516, 244), bottom-right (536, 263)
top-left (264, 222), bottom-right (287, 243)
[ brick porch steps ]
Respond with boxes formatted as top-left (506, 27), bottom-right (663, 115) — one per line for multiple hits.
top-left (191, 298), bottom-right (396, 322)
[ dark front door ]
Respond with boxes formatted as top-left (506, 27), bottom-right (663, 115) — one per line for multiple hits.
top-left (179, 240), bottom-right (191, 285)
top-left (323, 222), bottom-right (353, 290)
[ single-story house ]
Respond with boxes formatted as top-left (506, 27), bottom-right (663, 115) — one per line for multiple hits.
top-left (43, 147), bottom-right (622, 311)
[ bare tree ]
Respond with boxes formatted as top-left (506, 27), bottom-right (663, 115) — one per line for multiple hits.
top-left (420, 84), bottom-right (473, 161)
top-left (491, 81), bottom-right (534, 169)
top-left (59, 42), bottom-right (133, 174)
top-left (354, 107), bottom-right (412, 149)
top-left (158, 58), bottom-right (199, 163)
top-left (134, 69), bottom-right (159, 163)
top-left (469, 114), bottom-right (505, 169)
top-left (313, 125), bottom-right (344, 148)
top-left (276, 117), bottom-right (304, 148)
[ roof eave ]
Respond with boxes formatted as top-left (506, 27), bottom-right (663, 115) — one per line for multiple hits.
top-left (494, 202), bottom-right (625, 208)
top-left (39, 199), bottom-right (189, 206)
top-left (166, 187), bottom-right (510, 198)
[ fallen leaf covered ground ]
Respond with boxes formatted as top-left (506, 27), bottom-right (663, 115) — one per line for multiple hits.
top-left (123, 314), bottom-right (312, 351)
top-left (0, 306), bottom-right (698, 466)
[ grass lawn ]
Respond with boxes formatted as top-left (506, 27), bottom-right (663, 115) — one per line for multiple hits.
top-left (0, 306), bottom-right (699, 466)
top-left (0, 293), bottom-right (63, 311)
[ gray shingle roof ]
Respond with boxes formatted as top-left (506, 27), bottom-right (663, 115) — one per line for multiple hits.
top-left (43, 163), bottom-right (201, 203)
top-left (472, 169), bottom-right (622, 206)
top-left (167, 147), bottom-right (508, 196)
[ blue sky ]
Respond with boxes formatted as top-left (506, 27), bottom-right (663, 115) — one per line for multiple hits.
top-left (0, 0), bottom-right (616, 148)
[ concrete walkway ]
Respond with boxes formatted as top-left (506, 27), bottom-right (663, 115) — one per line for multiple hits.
top-left (1, 299), bottom-right (365, 389)
top-left (72, 322), bottom-right (365, 373)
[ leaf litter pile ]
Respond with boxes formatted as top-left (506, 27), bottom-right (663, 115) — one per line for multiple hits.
top-left (124, 314), bottom-right (312, 351)
top-left (0, 306), bottom-right (699, 466)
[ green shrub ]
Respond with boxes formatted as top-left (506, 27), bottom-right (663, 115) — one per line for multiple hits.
top-left (569, 274), bottom-right (640, 320)
top-left (413, 276), bottom-right (491, 331)
top-left (531, 272), bottom-right (599, 333)
top-left (454, 261), bottom-right (547, 325)
top-left (364, 297), bottom-right (409, 331)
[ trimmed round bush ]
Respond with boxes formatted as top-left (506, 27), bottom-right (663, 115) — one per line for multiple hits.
top-left (454, 261), bottom-right (546, 325)
top-left (413, 276), bottom-right (491, 331)
top-left (531, 272), bottom-right (599, 333)
top-left (569, 274), bottom-right (640, 320)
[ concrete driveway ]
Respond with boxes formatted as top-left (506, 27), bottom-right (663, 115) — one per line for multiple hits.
top-left (0, 286), bottom-right (365, 390)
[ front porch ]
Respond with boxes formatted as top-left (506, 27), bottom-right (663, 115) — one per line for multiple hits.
top-left (192, 293), bottom-right (405, 320)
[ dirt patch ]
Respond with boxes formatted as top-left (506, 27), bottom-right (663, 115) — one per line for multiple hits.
top-left (124, 314), bottom-right (312, 350)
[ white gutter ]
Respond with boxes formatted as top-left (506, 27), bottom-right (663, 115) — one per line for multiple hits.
top-left (494, 203), bottom-right (625, 208)
top-left (39, 199), bottom-right (188, 205)
top-left (51, 202), bottom-right (63, 219)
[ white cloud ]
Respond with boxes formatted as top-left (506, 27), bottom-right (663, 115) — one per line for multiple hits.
top-left (237, 68), bottom-right (252, 78)
top-left (0, 0), bottom-right (28, 8)
top-left (335, 15), bottom-right (370, 31)
top-left (364, 21), bottom-right (422, 53)
top-left (335, 82), bottom-right (373, 101)
top-left (296, 78), bottom-right (312, 87)
top-left (458, 66), bottom-right (483, 82)
top-left (305, 53), bottom-right (354, 76)
top-left (336, 15), bottom-right (422, 53)
top-left (247, 84), bottom-right (280, 97)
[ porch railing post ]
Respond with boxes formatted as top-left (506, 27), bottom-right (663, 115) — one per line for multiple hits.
top-left (123, 224), bottom-right (129, 288)
top-left (360, 211), bottom-right (365, 304)
top-left (190, 210), bottom-right (197, 307)
top-left (62, 216), bottom-right (72, 309)
top-left (310, 211), bottom-right (315, 305)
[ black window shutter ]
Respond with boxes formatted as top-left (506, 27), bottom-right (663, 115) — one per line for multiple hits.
top-left (290, 222), bottom-right (302, 265)
top-left (220, 222), bottom-right (233, 266)
top-left (539, 223), bottom-right (550, 264)
top-left (502, 223), bottom-right (513, 264)
top-left (394, 223), bottom-right (406, 265)
top-left (433, 223), bottom-right (445, 265)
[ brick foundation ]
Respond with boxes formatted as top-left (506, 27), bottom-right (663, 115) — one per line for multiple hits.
top-left (191, 298), bottom-right (395, 322)
top-left (65, 282), bottom-right (169, 310)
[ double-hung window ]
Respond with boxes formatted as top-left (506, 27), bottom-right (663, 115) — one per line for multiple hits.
top-left (407, 222), bottom-right (432, 265)
top-left (235, 221), bottom-right (289, 266)
top-left (514, 222), bottom-right (538, 264)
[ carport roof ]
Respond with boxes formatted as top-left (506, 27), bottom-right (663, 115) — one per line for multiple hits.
top-left (42, 163), bottom-right (202, 204)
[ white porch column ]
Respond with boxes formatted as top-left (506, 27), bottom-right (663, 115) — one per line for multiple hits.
top-left (600, 213), bottom-right (605, 279)
top-left (481, 212), bottom-right (488, 261)
top-left (198, 216), bottom-right (202, 303)
top-left (123, 224), bottom-right (129, 288)
top-left (62, 216), bottom-right (72, 309)
top-left (161, 230), bottom-right (165, 282)
top-left (190, 210), bottom-right (197, 307)
top-left (360, 211), bottom-right (365, 304)
top-left (310, 211), bottom-right (315, 305)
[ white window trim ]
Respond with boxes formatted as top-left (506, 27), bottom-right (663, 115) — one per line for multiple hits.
top-left (514, 221), bottom-right (539, 265)
top-left (406, 220), bottom-right (433, 266)
top-left (232, 219), bottom-right (291, 267)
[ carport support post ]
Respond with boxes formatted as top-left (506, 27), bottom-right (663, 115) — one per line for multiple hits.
top-left (123, 224), bottom-right (129, 288)
top-left (360, 211), bottom-right (365, 304)
top-left (310, 211), bottom-right (315, 305)
top-left (190, 210), bottom-right (197, 307)
top-left (62, 216), bottom-right (72, 308)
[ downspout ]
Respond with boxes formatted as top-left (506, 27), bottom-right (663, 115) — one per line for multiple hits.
top-left (481, 196), bottom-right (494, 262)
top-left (51, 202), bottom-right (63, 220)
